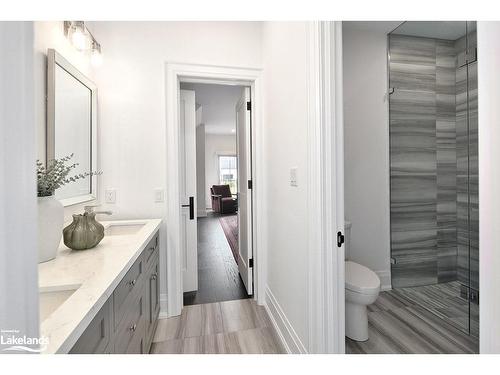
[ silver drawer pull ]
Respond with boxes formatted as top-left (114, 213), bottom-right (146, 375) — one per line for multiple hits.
top-left (129, 323), bottom-right (137, 332)
top-left (128, 279), bottom-right (136, 287)
top-left (149, 246), bottom-right (155, 252)
top-left (151, 273), bottom-right (157, 280)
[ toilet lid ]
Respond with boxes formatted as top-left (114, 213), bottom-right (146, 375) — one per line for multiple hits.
top-left (345, 261), bottom-right (380, 294)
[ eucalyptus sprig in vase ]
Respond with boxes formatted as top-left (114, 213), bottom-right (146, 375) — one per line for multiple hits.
top-left (37, 154), bottom-right (101, 263)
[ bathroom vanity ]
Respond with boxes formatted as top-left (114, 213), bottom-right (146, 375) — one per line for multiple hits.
top-left (38, 219), bottom-right (162, 354)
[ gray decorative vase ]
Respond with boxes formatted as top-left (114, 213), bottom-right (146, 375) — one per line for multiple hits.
top-left (63, 212), bottom-right (105, 250)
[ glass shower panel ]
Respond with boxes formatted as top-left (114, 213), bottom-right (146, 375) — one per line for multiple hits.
top-left (388, 21), bottom-right (478, 336)
top-left (466, 21), bottom-right (479, 337)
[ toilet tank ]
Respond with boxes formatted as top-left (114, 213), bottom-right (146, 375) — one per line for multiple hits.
top-left (344, 220), bottom-right (352, 260)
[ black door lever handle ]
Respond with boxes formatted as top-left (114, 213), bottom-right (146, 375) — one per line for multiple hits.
top-left (182, 196), bottom-right (194, 220)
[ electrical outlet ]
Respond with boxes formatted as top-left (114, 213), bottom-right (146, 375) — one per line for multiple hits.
top-left (290, 167), bottom-right (298, 187)
top-left (154, 188), bottom-right (164, 203)
top-left (105, 189), bottom-right (116, 204)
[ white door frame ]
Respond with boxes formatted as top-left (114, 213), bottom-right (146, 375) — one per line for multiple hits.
top-left (307, 21), bottom-right (345, 354)
top-left (164, 62), bottom-right (263, 317)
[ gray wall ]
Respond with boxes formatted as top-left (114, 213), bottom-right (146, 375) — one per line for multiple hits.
top-left (389, 34), bottom-right (456, 287)
top-left (389, 33), bottom-right (478, 293)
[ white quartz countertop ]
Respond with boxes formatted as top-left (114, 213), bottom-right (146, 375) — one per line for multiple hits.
top-left (38, 218), bottom-right (162, 354)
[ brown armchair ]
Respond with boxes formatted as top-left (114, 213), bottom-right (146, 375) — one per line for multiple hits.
top-left (211, 185), bottom-right (237, 214)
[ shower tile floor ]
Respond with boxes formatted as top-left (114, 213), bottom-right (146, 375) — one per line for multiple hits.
top-left (346, 282), bottom-right (479, 354)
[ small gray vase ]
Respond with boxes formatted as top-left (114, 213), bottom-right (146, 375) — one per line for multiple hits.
top-left (63, 212), bottom-right (105, 250)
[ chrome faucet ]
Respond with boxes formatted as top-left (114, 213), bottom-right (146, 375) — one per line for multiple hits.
top-left (84, 205), bottom-right (113, 216)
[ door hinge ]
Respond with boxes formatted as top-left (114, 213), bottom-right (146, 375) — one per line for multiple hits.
top-left (247, 101), bottom-right (251, 111)
top-left (249, 258), bottom-right (253, 268)
top-left (248, 180), bottom-right (252, 190)
top-left (337, 231), bottom-right (345, 248)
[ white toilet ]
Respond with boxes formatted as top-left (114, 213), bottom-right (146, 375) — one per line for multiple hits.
top-left (344, 221), bottom-right (381, 341)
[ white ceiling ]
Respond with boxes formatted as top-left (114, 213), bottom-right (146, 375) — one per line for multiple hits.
top-left (180, 82), bottom-right (244, 135)
top-left (392, 21), bottom-right (468, 40)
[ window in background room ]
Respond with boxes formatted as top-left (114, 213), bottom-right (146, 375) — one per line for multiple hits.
top-left (218, 155), bottom-right (237, 194)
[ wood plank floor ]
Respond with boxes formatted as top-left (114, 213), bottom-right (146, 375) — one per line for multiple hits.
top-left (346, 288), bottom-right (479, 354)
top-left (150, 299), bottom-right (285, 354)
top-left (184, 213), bottom-right (249, 306)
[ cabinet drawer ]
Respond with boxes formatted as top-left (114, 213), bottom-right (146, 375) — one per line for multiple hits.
top-left (69, 298), bottom-right (112, 354)
top-left (113, 255), bottom-right (144, 329)
top-left (144, 232), bottom-right (159, 270)
top-left (114, 294), bottom-right (145, 354)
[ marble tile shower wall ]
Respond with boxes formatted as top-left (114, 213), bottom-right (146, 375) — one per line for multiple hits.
top-left (390, 35), bottom-right (458, 288)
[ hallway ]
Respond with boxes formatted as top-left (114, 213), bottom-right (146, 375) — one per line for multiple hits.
top-left (150, 299), bottom-right (285, 354)
top-left (184, 213), bottom-right (249, 306)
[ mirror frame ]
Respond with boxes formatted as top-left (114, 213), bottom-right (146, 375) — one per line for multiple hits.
top-left (46, 48), bottom-right (98, 207)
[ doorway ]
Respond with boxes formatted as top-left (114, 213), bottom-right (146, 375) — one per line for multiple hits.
top-left (342, 20), bottom-right (479, 354)
top-left (178, 82), bottom-right (252, 306)
top-left (164, 63), bottom-right (264, 318)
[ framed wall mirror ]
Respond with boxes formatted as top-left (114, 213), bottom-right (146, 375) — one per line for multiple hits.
top-left (47, 48), bottom-right (98, 206)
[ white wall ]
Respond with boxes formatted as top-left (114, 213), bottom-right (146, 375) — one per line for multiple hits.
top-left (262, 22), bottom-right (310, 351)
top-left (342, 22), bottom-right (393, 290)
top-left (204, 134), bottom-right (236, 208)
top-left (0, 21), bottom-right (39, 349)
top-left (33, 21), bottom-right (98, 222)
top-left (89, 21), bottom-right (261, 220)
top-left (87, 21), bottom-right (262, 308)
top-left (477, 21), bottom-right (500, 354)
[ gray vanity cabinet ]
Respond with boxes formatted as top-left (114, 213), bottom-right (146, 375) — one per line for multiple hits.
top-left (69, 230), bottom-right (160, 354)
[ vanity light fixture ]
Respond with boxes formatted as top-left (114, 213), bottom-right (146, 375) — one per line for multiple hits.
top-left (66, 21), bottom-right (86, 50)
top-left (90, 40), bottom-right (103, 67)
top-left (64, 21), bottom-right (103, 65)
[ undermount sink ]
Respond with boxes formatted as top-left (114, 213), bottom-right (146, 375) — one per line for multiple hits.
top-left (104, 223), bottom-right (145, 236)
top-left (39, 285), bottom-right (81, 322)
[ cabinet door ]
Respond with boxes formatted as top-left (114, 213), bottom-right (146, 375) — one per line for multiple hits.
top-left (69, 298), bottom-right (112, 354)
top-left (151, 259), bottom-right (160, 320)
top-left (145, 257), bottom-right (160, 347)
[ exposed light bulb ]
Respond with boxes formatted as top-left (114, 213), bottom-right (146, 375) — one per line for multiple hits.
top-left (71, 28), bottom-right (86, 50)
top-left (90, 49), bottom-right (103, 66)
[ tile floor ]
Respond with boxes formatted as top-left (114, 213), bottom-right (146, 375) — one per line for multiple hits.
top-left (346, 287), bottom-right (479, 354)
top-left (391, 281), bottom-right (479, 336)
top-left (150, 299), bottom-right (285, 354)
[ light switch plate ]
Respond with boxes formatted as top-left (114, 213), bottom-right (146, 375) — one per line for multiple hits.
top-left (290, 167), bottom-right (298, 187)
top-left (105, 189), bottom-right (116, 204)
top-left (154, 188), bottom-right (164, 203)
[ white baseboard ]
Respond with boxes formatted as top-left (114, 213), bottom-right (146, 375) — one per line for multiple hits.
top-left (159, 293), bottom-right (169, 318)
top-left (264, 286), bottom-right (307, 354)
top-left (375, 270), bottom-right (392, 291)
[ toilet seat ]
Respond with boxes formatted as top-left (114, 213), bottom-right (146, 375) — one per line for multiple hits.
top-left (345, 261), bottom-right (380, 295)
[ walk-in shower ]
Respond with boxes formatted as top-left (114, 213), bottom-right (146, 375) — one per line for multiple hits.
top-left (388, 21), bottom-right (478, 337)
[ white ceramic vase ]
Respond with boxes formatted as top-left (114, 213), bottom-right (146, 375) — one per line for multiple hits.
top-left (38, 196), bottom-right (64, 263)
